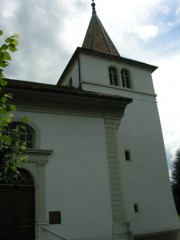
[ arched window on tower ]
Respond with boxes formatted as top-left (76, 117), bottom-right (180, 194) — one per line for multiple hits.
top-left (7, 122), bottom-right (35, 149)
top-left (121, 69), bottom-right (131, 88)
top-left (109, 67), bottom-right (118, 86)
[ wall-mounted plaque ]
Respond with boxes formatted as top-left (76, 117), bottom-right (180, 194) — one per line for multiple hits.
top-left (49, 211), bottom-right (61, 224)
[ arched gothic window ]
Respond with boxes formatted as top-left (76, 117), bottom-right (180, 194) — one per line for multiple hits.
top-left (7, 122), bottom-right (35, 149)
top-left (109, 67), bottom-right (118, 86)
top-left (121, 69), bottom-right (130, 88)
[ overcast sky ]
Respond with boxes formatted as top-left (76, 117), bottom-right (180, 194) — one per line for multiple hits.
top-left (0, 0), bottom-right (180, 174)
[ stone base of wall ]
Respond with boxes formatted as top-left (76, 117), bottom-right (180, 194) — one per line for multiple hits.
top-left (134, 230), bottom-right (180, 240)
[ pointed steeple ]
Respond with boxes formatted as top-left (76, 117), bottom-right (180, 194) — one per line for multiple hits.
top-left (82, 1), bottom-right (120, 57)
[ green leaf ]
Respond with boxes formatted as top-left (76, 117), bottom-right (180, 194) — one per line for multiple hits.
top-left (0, 31), bottom-right (28, 180)
top-left (0, 44), bottom-right (8, 51)
top-left (9, 105), bottom-right (16, 111)
top-left (0, 69), bottom-right (3, 78)
top-left (22, 117), bottom-right (29, 123)
top-left (4, 93), bottom-right (13, 99)
top-left (0, 61), bottom-right (8, 68)
top-left (8, 113), bottom-right (14, 118)
top-left (0, 79), bottom-right (7, 86)
top-left (1, 97), bottom-right (7, 103)
top-left (14, 33), bottom-right (19, 39)
top-left (9, 45), bottom-right (17, 52)
top-left (12, 39), bottom-right (19, 46)
top-left (3, 52), bottom-right (11, 61)
top-left (5, 36), bottom-right (12, 43)
top-left (11, 163), bottom-right (17, 172)
top-left (19, 124), bottom-right (26, 130)
top-left (6, 117), bottom-right (12, 123)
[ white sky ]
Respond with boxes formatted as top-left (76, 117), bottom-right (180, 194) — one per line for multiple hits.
top-left (0, 0), bottom-right (180, 173)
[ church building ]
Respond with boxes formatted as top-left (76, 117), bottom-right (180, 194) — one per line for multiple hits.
top-left (0, 1), bottom-right (180, 240)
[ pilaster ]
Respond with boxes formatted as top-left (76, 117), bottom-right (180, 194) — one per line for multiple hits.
top-left (104, 115), bottom-right (133, 240)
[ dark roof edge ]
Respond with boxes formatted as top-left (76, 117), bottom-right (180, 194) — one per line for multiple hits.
top-left (4, 78), bottom-right (132, 104)
top-left (58, 48), bottom-right (80, 85)
top-left (58, 47), bottom-right (158, 85)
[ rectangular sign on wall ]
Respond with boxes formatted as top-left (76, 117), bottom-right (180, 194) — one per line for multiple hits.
top-left (49, 211), bottom-right (61, 224)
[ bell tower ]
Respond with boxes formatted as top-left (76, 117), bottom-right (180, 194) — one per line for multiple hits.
top-left (58, 2), bottom-right (180, 239)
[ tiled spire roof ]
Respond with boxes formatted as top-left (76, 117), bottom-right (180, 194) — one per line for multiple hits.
top-left (82, 1), bottom-right (120, 57)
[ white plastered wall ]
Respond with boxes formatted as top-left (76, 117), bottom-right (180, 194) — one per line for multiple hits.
top-left (14, 111), bottom-right (113, 240)
top-left (62, 60), bottom-right (80, 88)
top-left (80, 54), bottom-right (155, 94)
top-left (118, 100), bottom-right (180, 235)
top-left (78, 53), bottom-right (180, 235)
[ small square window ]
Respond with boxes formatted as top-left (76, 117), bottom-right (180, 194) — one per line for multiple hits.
top-left (125, 150), bottom-right (131, 161)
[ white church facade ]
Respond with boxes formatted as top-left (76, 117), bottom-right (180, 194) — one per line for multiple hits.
top-left (0, 1), bottom-right (180, 240)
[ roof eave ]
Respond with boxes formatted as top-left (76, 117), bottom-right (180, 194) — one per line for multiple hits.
top-left (4, 78), bottom-right (132, 105)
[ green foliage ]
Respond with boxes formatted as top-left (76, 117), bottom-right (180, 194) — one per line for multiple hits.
top-left (172, 149), bottom-right (180, 185)
top-left (0, 30), bottom-right (28, 180)
top-left (172, 148), bottom-right (180, 214)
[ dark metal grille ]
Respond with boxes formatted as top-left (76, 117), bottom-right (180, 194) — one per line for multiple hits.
top-left (0, 168), bottom-right (34, 185)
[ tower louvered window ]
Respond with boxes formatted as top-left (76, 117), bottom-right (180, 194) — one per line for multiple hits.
top-left (109, 67), bottom-right (118, 86)
top-left (121, 69), bottom-right (130, 88)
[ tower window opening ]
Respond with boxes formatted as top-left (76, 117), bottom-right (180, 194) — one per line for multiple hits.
top-left (109, 67), bottom-right (118, 86)
top-left (121, 69), bottom-right (130, 88)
